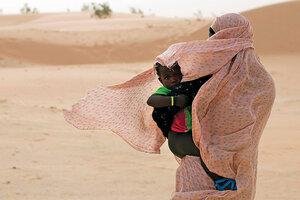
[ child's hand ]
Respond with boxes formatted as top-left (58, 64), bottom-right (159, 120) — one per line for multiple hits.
top-left (175, 95), bottom-right (189, 108)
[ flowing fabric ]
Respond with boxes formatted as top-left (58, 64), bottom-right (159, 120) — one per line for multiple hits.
top-left (63, 13), bottom-right (275, 199)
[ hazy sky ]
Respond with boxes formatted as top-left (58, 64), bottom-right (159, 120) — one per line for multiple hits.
top-left (0, 0), bottom-right (292, 17)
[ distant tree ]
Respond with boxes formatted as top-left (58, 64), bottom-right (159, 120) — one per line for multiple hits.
top-left (129, 7), bottom-right (137, 14)
top-left (32, 8), bottom-right (39, 14)
top-left (81, 4), bottom-right (90, 12)
top-left (194, 10), bottom-right (203, 21)
top-left (90, 2), bottom-right (112, 18)
top-left (20, 3), bottom-right (38, 14)
top-left (129, 7), bottom-right (144, 18)
top-left (20, 3), bottom-right (31, 14)
top-left (137, 9), bottom-right (144, 18)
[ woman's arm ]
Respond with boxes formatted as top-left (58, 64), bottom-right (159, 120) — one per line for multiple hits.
top-left (147, 94), bottom-right (188, 108)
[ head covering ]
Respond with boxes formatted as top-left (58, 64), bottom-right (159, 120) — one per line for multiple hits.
top-left (63, 13), bottom-right (275, 200)
top-left (170, 13), bottom-right (275, 200)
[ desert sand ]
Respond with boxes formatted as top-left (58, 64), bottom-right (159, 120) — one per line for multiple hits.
top-left (0, 1), bottom-right (299, 200)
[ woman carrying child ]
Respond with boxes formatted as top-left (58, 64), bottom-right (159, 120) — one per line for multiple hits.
top-left (63, 13), bottom-right (275, 199)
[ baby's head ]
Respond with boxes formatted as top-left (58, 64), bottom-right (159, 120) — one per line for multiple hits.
top-left (155, 62), bottom-right (183, 89)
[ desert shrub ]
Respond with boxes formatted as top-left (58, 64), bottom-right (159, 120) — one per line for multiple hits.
top-left (20, 3), bottom-right (31, 14)
top-left (194, 10), bottom-right (203, 21)
top-left (129, 7), bottom-right (137, 14)
top-left (129, 7), bottom-right (144, 18)
top-left (20, 3), bottom-right (38, 14)
top-left (81, 4), bottom-right (90, 12)
top-left (137, 9), bottom-right (144, 18)
top-left (32, 8), bottom-right (39, 14)
top-left (90, 2), bottom-right (112, 18)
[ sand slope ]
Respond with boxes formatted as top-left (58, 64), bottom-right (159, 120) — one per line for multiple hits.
top-left (1, 1), bottom-right (300, 65)
top-left (183, 1), bottom-right (300, 55)
top-left (0, 12), bottom-right (209, 65)
top-left (0, 1), bottom-right (299, 200)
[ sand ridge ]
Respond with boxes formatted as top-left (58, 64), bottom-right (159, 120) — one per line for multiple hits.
top-left (1, 1), bottom-right (300, 65)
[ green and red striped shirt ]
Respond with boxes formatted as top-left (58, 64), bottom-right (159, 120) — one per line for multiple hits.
top-left (153, 87), bottom-right (192, 133)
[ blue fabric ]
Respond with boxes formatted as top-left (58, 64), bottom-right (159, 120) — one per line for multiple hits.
top-left (215, 178), bottom-right (237, 191)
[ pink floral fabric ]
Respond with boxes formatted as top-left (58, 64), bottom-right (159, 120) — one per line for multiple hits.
top-left (63, 13), bottom-right (275, 200)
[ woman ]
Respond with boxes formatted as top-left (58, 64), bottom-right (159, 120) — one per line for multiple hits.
top-left (63, 13), bottom-right (275, 199)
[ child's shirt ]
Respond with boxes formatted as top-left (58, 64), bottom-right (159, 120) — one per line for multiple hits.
top-left (153, 86), bottom-right (192, 133)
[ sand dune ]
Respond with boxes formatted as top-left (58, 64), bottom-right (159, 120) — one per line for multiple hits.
top-left (0, 13), bottom-right (46, 26)
top-left (242, 0), bottom-right (300, 55)
top-left (0, 1), bottom-right (299, 65)
top-left (182, 0), bottom-right (300, 55)
top-left (0, 1), bottom-right (299, 200)
top-left (0, 12), bottom-right (208, 65)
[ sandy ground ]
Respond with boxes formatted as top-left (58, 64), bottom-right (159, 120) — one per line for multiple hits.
top-left (0, 1), bottom-right (299, 200)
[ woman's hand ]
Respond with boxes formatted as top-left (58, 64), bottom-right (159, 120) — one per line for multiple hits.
top-left (175, 95), bottom-right (189, 108)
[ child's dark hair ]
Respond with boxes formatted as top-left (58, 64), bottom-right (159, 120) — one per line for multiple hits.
top-left (155, 63), bottom-right (166, 76)
top-left (155, 61), bottom-right (180, 76)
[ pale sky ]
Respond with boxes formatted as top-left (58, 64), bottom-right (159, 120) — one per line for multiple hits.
top-left (0, 0), bottom-right (292, 17)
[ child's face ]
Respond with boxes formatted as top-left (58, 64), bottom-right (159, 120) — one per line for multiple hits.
top-left (158, 65), bottom-right (183, 89)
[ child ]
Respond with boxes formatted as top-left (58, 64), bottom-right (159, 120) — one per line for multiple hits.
top-left (147, 25), bottom-right (216, 140)
top-left (147, 62), bottom-right (237, 191)
top-left (147, 62), bottom-right (212, 139)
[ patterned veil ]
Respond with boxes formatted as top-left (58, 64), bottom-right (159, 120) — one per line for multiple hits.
top-left (63, 13), bottom-right (275, 199)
